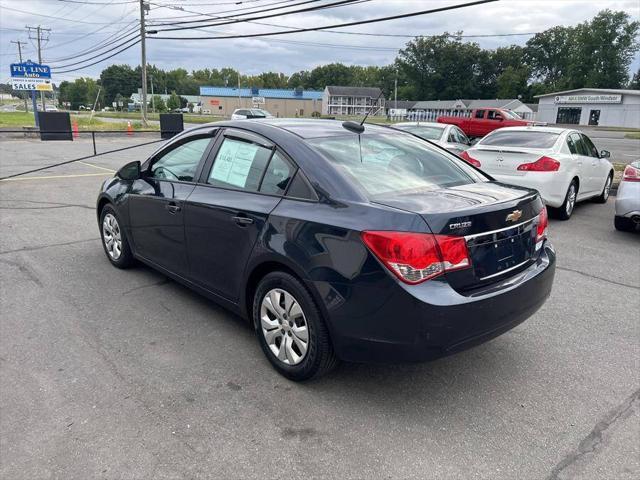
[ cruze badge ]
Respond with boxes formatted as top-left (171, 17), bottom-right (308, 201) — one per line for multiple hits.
top-left (506, 210), bottom-right (523, 222)
top-left (449, 221), bottom-right (472, 230)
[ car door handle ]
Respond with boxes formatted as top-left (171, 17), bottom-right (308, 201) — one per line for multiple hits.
top-left (165, 203), bottom-right (181, 214)
top-left (232, 215), bottom-right (254, 226)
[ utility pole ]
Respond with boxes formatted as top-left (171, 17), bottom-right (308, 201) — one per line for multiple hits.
top-left (26, 25), bottom-right (50, 112)
top-left (139, 0), bottom-right (148, 126)
top-left (10, 40), bottom-right (29, 113)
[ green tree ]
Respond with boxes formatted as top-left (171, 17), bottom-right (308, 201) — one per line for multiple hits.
top-left (496, 66), bottom-right (531, 99)
top-left (152, 95), bottom-right (167, 113)
top-left (100, 64), bottom-right (138, 105)
top-left (58, 77), bottom-right (102, 109)
top-left (166, 91), bottom-right (181, 110)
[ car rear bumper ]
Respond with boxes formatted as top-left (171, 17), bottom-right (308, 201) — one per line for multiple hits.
top-left (318, 242), bottom-right (556, 363)
top-left (615, 181), bottom-right (640, 217)
top-left (492, 174), bottom-right (568, 208)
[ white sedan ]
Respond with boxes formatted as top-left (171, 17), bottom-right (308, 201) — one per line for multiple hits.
top-left (461, 127), bottom-right (614, 219)
top-left (391, 121), bottom-right (471, 155)
top-left (231, 108), bottom-right (274, 120)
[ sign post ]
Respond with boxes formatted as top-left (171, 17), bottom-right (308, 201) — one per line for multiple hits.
top-left (9, 60), bottom-right (53, 128)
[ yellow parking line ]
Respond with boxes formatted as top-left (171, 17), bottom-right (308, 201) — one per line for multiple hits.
top-left (0, 172), bottom-right (112, 182)
top-left (78, 161), bottom-right (116, 173)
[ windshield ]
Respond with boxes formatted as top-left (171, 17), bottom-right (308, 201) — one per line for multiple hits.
top-left (307, 133), bottom-right (480, 197)
top-left (480, 130), bottom-right (560, 148)
top-left (395, 125), bottom-right (444, 141)
top-left (501, 110), bottom-right (522, 119)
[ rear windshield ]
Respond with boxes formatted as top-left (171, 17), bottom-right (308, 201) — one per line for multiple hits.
top-left (307, 133), bottom-right (479, 196)
top-left (480, 130), bottom-right (560, 148)
top-left (395, 125), bottom-right (444, 141)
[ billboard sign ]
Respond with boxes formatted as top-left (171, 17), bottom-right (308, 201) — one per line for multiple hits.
top-left (10, 60), bottom-right (53, 91)
top-left (554, 94), bottom-right (622, 104)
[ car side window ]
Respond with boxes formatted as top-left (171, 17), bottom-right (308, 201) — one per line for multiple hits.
top-left (207, 137), bottom-right (272, 191)
top-left (475, 110), bottom-right (485, 119)
top-left (455, 127), bottom-right (469, 144)
top-left (580, 134), bottom-right (600, 158)
top-left (447, 130), bottom-right (456, 143)
top-left (570, 133), bottom-right (588, 156)
top-left (150, 137), bottom-right (211, 182)
top-left (260, 151), bottom-right (294, 195)
top-left (487, 110), bottom-right (502, 120)
top-left (566, 135), bottom-right (577, 154)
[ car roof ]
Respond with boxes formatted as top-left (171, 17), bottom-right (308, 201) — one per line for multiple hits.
top-left (393, 121), bottom-right (446, 128)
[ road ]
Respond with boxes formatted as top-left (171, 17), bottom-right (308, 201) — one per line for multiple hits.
top-left (0, 136), bottom-right (638, 480)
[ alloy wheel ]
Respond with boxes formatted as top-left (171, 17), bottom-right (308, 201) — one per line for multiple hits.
top-left (566, 184), bottom-right (576, 216)
top-left (260, 288), bottom-right (309, 365)
top-left (102, 213), bottom-right (122, 260)
top-left (603, 177), bottom-right (611, 200)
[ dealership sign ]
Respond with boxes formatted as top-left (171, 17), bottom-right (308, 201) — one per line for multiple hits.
top-left (252, 96), bottom-right (265, 105)
top-left (9, 60), bottom-right (53, 91)
top-left (554, 94), bottom-right (622, 104)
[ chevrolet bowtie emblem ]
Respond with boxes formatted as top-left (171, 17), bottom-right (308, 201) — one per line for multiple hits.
top-left (506, 210), bottom-right (523, 222)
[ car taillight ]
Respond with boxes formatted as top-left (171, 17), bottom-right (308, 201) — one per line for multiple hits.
top-left (536, 205), bottom-right (548, 243)
top-left (517, 156), bottom-right (560, 172)
top-left (622, 164), bottom-right (640, 182)
top-left (361, 231), bottom-right (471, 284)
top-left (460, 151), bottom-right (481, 168)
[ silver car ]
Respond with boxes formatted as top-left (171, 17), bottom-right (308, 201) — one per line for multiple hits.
top-left (615, 161), bottom-right (640, 231)
top-left (391, 121), bottom-right (471, 155)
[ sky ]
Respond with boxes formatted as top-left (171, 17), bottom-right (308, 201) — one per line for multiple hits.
top-left (1, 0), bottom-right (639, 84)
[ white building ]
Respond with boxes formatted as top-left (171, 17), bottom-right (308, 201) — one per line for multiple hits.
top-left (322, 86), bottom-right (385, 116)
top-left (535, 88), bottom-right (640, 128)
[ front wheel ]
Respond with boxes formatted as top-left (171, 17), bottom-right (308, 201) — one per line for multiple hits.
top-left (594, 173), bottom-right (613, 204)
top-left (100, 204), bottom-right (135, 268)
top-left (551, 180), bottom-right (578, 220)
top-left (253, 272), bottom-right (338, 381)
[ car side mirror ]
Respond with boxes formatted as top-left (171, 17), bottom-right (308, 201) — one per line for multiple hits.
top-left (117, 160), bottom-right (141, 180)
top-left (600, 150), bottom-right (610, 158)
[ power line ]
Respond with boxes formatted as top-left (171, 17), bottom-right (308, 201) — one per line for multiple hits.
top-left (2, 5), bottom-right (136, 25)
top-left (150, 0), bottom-right (498, 39)
top-left (46, 23), bottom-right (140, 63)
top-left (47, 31), bottom-right (141, 67)
top-left (149, 0), bottom-right (366, 31)
top-left (51, 38), bottom-right (142, 73)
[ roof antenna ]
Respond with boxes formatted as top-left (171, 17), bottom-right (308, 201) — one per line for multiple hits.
top-left (342, 89), bottom-right (384, 134)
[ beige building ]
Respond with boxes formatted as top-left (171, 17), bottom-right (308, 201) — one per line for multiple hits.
top-left (200, 86), bottom-right (323, 118)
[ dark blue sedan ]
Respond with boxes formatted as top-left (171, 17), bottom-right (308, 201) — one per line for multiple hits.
top-left (96, 119), bottom-right (556, 380)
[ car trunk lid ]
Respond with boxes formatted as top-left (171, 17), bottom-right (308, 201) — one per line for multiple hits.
top-left (372, 182), bottom-right (543, 291)
top-left (469, 146), bottom-right (552, 177)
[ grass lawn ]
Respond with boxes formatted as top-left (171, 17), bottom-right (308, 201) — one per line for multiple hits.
top-left (624, 132), bottom-right (640, 140)
top-left (0, 111), bottom-right (158, 131)
top-left (91, 111), bottom-right (216, 124)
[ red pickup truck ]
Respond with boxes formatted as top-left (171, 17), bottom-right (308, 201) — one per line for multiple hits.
top-left (437, 108), bottom-right (541, 138)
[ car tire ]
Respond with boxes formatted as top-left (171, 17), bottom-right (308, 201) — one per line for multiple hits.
top-left (100, 204), bottom-right (135, 269)
top-left (614, 216), bottom-right (633, 232)
top-left (594, 173), bottom-right (613, 204)
top-left (253, 272), bottom-right (338, 381)
top-left (552, 180), bottom-right (578, 220)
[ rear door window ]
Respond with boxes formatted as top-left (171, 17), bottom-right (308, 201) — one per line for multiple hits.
top-left (566, 135), bottom-right (577, 154)
top-left (259, 151), bottom-right (294, 195)
top-left (480, 131), bottom-right (560, 148)
top-left (475, 110), bottom-right (485, 119)
top-left (207, 137), bottom-right (272, 191)
top-left (487, 110), bottom-right (503, 120)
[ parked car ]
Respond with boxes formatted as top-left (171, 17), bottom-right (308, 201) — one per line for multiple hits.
top-left (615, 161), bottom-right (640, 231)
top-left (96, 119), bottom-right (555, 380)
top-left (461, 127), bottom-right (614, 220)
top-left (231, 108), bottom-right (274, 120)
top-left (437, 108), bottom-right (544, 138)
top-left (391, 121), bottom-right (471, 155)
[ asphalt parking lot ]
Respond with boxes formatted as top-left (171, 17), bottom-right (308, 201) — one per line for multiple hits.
top-left (0, 135), bottom-right (638, 480)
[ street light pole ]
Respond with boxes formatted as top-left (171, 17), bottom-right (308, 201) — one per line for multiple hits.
top-left (139, 0), bottom-right (148, 126)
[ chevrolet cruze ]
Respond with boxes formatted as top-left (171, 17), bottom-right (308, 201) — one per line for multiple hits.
top-left (97, 119), bottom-right (556, 380)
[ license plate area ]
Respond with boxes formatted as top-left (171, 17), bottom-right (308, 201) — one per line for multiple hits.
top-left (466, 219), bottom-right (535, 280)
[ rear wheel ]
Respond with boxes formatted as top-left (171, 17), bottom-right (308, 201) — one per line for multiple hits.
top-left (594, 173), bottom-right (613, 203)
top-left (552, 180), bottom-right (578, 220)
top-left (253, 272), bottom-right (338, 381)
top-left (614, 216), bottom-right (633, 232)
